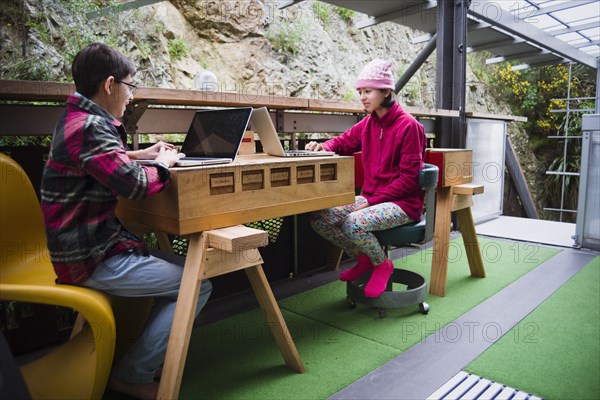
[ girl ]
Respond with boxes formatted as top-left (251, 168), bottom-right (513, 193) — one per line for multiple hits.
top-left (306, 59), bottom-right (427, 298)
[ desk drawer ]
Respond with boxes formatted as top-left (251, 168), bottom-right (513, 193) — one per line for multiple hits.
top-left (271, 167), bottom-right (291, 187)
top-left (297, 165), bottom-right (315, 184)
top-left (210, 172), bottom-right (235, 194)
top-left (242, 170), bottom-right (264, 191)
top-left (320, 164), bottom-right (337, 181)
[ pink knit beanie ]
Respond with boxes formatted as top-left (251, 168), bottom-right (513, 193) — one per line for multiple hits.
top-left (355, 59), bottom-right (395, 90)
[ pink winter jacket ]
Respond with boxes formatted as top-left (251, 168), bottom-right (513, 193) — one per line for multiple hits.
top-left (322, 102), bottom-right (427, 221)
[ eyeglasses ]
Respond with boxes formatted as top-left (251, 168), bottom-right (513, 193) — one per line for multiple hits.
top-left (116, 80), bottom-right (138, 96)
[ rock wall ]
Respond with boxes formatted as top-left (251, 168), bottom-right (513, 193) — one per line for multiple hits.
top-left (0, 0), bottom-right (544, 216)
top-left (1, 0), bottom-right (501, 110)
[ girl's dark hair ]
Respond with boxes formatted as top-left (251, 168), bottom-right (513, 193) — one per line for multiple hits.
top-left (380, 90), bottom-right (396, 109)
top-left (71, 43), bottom-right (136, 98)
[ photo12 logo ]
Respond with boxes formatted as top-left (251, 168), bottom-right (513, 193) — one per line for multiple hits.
top-left (400, 320), bottom-right (540, 344)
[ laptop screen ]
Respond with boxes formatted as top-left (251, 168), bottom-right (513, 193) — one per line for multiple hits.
top-left (181, 107), bottom-right (252, 158)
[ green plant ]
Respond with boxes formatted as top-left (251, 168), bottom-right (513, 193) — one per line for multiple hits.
top-left (136, 41), bottom-right (153, 60)
top-left (489, 62), bottom-right (595, 221)
top-left (142, 232), bottom-right (158, 249)
top-left (25, 16), bottom-right (50, 44)
top-left (0, 135), bottom-right (52, 147)
top-left (467, 52), bottom-right (493, 82)
top-left (168, 38), bottom-right (189, 61)
top-left (313, 2), bottom-right (332, 26)
top-left (342, 89), bottom-right (357, 102)
top-left (335, 6), bottom-right (355, 23)
top-left (265, 21), bottom-right (305, 54)
top-left (1, 56), bottom-right (54, 81)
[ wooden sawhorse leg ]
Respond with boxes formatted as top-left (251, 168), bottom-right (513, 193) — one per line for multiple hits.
top-left (245, 265), bottom-right (305, 372)
top-left (456, 206), bottom-right (486, 279)
top-left (430, 187), bottom-right (453, 297)
top-left (157, 227), bottom-right (304, 399)
top-left (430, 185), bottom-right (486, 297)
top-left (158, 233), bottom-right (208, 400)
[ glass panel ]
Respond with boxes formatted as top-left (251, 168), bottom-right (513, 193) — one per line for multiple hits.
top-left (466, 119), bottom-right (507, 223)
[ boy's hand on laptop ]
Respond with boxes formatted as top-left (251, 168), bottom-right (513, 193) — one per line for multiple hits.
top-left (305, 141), bottom-right (324, 151)
top-left (128, 141), bottom-right (175, 161)
top-left (143, 141), bottom-right (175, 159)
top-left (155, 147), bottom-right (185, 168)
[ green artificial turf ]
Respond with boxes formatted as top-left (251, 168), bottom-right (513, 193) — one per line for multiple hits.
top-left (169, 238), bottom-right (559, 400)
top-left (465, 255), bottom-right (600, 400)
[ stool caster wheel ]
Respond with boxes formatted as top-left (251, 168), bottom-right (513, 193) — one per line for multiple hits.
top-left (347, 298), bottom-right (357, 309)
top-left (419, 302), bottom-right (430, 315)
top-left (378, 308), bottom-right (387, 318)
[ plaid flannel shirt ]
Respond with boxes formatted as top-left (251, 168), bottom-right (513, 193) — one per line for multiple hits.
top-left (41, 93), bottom-right (171, 283)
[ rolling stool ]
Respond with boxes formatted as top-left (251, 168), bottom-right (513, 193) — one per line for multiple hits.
top-left (346, 163), bottom-right (439, 317)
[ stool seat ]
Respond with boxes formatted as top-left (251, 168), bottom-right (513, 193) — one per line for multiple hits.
top-left (345, 163), bottom-right (438, 317)
top-left (374, 217), bottom-right (426, 245)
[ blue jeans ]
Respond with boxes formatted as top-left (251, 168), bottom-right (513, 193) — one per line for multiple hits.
top-left (80, 249), bottom-right (212, 383)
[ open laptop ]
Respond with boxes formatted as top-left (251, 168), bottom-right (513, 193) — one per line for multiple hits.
top-left (250, 107), bottom-right (335, 157)
top-left (137, 107), bottom-right (252, 167)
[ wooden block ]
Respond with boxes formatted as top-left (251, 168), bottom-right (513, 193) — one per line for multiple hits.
top-left (205, 225), bottom-right (268, 252)
top-left (451, 194), bottom-right (473, 212)
top-left (238, 130), bottom-right (255, 155)
top-left (452, 183), bottom-right (484, 195)
top-left (202, 247), bottom-right (264, 279)
top-left (425, 149), bottom-right (473, 187)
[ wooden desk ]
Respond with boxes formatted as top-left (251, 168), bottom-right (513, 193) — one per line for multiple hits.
top-left (117, 154), bottom-right (355, 399)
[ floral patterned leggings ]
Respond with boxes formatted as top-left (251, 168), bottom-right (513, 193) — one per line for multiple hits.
top-left (310, 195), bottom-right (414, 266)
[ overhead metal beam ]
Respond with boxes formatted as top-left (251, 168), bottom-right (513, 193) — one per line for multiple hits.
top-left (277, 0), bottom-right (305, 10)
top-left (467, 37), bottom-right (526, 53)
top-left (485, 49), bottom-right (550, 64)
top-left (356, 1), bottom-right (437, 30)
top-left (574, 39), bottom-right (600, 49)
top-left (395, 34), bottom-right (437, 94)
top-left (467, 21), bottom-right (492, 31)
top-left (412, 34), bottom-right (434, 44)
top-left (468, 0), bottom-right (597, 69)
top-left (547, 21), bottom-right (599, 37)
top-left (511, 58), bottom-right (569, 70)
top-left (534, 0), bottom-right (597, 16)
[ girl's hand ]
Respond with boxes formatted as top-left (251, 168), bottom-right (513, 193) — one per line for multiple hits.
top-left (305, 141), bottom-right (324, 151)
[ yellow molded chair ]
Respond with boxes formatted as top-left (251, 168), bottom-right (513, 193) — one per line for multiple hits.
top-left (0, 153), bottom-right (132, 399)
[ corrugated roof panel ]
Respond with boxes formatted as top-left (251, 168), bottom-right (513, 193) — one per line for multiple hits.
top-left (303, 0), bottom-right (599, 69)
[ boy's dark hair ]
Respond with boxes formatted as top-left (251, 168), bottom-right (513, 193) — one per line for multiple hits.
top-left (71, 43), bottom-right (136, 98)
top-left (380, 90), bottom-right (396, 109)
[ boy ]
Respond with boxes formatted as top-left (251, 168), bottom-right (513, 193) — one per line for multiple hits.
top-left (40, 42), bottom-right (211, 399)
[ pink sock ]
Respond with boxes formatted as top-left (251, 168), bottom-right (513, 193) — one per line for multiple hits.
top-left (339, 254), bottom-right (373, 281)
top-left (364, 259), bottom-right (394, 298)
